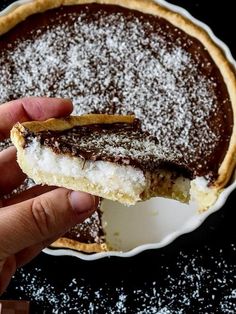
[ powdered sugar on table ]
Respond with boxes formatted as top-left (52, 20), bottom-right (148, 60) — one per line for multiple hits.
top-left (7, 244), bottom-right (236, 313)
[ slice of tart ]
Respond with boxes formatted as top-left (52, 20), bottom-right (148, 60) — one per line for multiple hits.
top-left (11, 114), bottom-right (190, 206)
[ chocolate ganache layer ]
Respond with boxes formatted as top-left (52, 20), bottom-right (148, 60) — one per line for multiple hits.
top-left (0, 4), bottom-right (233, 181)
top-left (24, 121), bottom-right (192, 178)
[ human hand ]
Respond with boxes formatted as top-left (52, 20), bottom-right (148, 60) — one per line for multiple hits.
top-left (0, 97), bottom-right (97, 294)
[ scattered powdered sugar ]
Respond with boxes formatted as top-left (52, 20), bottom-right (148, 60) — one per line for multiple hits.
top-left (0, 5), bottom-right (229, 175)
top-left (5, 244), bottom-right (236, 313)
top-left (220, 289), bottom-right (236, 313)
top-left (0, 139), bottom-right (12, 152)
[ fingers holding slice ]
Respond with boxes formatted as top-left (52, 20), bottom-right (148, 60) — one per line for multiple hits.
top-left (0, 256), bottom-right (16, 295)
top-left (0, 97), bottom-right (73, 193)
top-left (0, 147), bottom-right (26, 195)
top-left (0, 188), bottom-right (96, 260)
top-left (14, 235), bottom-right (59, 268)
top-left (0, 97), bottom-right (73, 140)
top-left (2, 185), bottom-right (56, 207)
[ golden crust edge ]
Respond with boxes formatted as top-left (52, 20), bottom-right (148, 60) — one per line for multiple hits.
top-left (20, 114), bottom-right (135, 132)
top-left (50, 237), bottom-right (108, 253)
top-left (1, 0), bottom-right (235, 189)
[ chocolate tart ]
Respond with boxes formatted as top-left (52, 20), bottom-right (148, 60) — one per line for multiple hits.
top-left (1, 0), bottom-right (236, 251)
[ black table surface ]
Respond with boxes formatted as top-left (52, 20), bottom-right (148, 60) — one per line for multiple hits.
top-left (0, 1), bottom-right (236, 313)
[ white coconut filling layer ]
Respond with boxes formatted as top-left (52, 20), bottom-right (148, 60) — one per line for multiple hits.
top-left (192, 176), bottom-right (210, 191)
top-left (25, 138), bottom-right (146, 197)
top-left (191, 176), bottom-right (218, 210)
top-left (22, 138), bottom-right (216, 209)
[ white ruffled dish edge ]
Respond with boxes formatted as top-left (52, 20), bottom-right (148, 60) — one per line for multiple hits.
top-left (1, 0), bottom-right (235, 260)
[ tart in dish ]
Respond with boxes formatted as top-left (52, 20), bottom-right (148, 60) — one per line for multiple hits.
top-left (1, 0), bottom-right (236, 252)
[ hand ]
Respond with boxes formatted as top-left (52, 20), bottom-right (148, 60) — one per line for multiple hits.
top-left (0, 97), bottom-right (97, 294)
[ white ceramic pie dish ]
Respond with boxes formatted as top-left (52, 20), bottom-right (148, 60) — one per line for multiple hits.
top-left (1, 0), bottom-right (235, 260)
top-left (44, 178), bottom-right (236, 260)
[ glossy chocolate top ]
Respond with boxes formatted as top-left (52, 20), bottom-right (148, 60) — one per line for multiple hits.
top-left (0, 4), bottom-right (233, 179)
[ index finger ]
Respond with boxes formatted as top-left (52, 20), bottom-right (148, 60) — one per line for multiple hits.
top-left (0, 97), bottom-right (73, 140)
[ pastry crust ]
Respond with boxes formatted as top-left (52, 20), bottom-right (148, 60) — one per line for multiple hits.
top-left (1, 0), bottom-right (236, 191)
top-left (21, 113), bottom-right (135, 133)
top-left (11, 113), bottom-right (134, 154)
top-left (50, 237), bottom-right (108, 253)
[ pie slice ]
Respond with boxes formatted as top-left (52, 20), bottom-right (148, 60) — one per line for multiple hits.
top-left (11, 114), bottom-right (190, 206)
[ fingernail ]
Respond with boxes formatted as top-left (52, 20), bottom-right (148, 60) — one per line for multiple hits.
top-left (64, 98), bottom-right (72, 103)
top-left (69, 191), bottom-right (96, 213)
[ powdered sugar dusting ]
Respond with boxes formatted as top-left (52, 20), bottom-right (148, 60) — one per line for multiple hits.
top-left (0, 5), bottom-right (231, 177)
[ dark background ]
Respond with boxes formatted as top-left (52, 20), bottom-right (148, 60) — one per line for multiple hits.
top-left (1, 1), bottom-right (236, 313)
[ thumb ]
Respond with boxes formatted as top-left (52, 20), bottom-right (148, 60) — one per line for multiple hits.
top-left (0, 188), bottom-right (97, 259)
